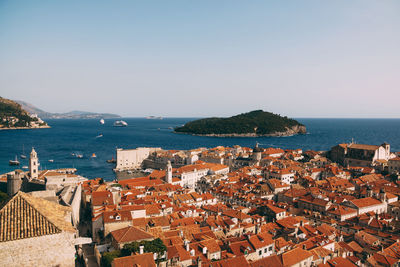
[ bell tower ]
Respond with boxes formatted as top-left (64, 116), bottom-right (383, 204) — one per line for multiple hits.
top-left (166, 161), bottom-right (172, 184)
top-left (253, 142), bottom-right (262, 161)
top-left (29, 148), bottom-right (39, 179)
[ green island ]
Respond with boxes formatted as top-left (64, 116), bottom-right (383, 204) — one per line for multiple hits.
top-left (0, 96), bottom-right (49, 129)
top-left (174, 110), bottom-right (306, 137)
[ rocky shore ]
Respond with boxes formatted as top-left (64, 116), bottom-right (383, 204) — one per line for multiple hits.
top-left (0, 125), bottom-right (51, 130)
top-left (175, 125), bottom-right (307, 137)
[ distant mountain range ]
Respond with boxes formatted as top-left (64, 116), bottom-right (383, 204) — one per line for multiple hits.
top-left (16, 100), bottom-right (121, 119)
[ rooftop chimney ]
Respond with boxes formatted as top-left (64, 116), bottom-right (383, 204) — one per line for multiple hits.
top-left (139, 245), bottom-right (144, 255)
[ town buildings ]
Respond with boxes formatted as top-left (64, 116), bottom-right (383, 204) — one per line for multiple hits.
top-left (2, 142), bottom-right (400, 266)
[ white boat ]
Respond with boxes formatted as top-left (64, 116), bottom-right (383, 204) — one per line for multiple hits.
top-left (96, 134), bottom-right (103, 138)
top-left (20, 144), bottom-right (27, 159)
top-left (100, 119), bottom-right (105, 125)
top-left (9, 156), bottom-right (20, 166)
top-left (48, 159), bottom-right (54, 162)
top-left (113, 120), bottom-right (128, 127)
top-left (22, 166), bottom-right (29, 169)
top-left (76, 154), bottom-right (83, 158)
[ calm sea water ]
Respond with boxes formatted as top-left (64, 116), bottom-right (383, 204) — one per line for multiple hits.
top-left (1, 118), bottom-right (399, 180)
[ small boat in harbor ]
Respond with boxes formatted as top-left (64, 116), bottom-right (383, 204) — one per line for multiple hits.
top-left (76, 154), bottom-right (83, 158)
top-left (9, 156), bottom-right (20, 166)
top-left (22, 166), bottom-right (28, 169)
top-left (100, 118), bottom-right (105, 125)
top-left (20, 145), bottom-right (27, 159)
top-left (106, 157), bottom-right (116, 163)
top-left (113, 120), bottom-right (128, 127)
top-left (91, 153), bottom-right (96, 158)
top-left (96, 134), bottom-right (103, 138)
top-left (48, 159), bottom-right (54, 163)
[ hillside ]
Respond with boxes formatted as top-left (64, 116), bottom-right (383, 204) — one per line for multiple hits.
top-left (16, 100), bottom-right (121, 119)
top-left (0, 97), bottom-right (49, 129)
top-left (174, 110), bottom-right (306, 137)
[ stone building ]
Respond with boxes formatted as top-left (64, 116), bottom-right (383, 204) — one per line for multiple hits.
top-left (388, 157), bottom-right (400, 175)
top-left (0, 191), bottom-right (77, 267)
top-left (115, 147), bottom-right (161, 171)
top-left (330, 142), bottom-right (393, 167)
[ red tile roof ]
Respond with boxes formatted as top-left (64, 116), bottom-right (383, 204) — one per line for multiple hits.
top-left (111, 226), bottom-right (154, 243)
top-left (112, 253), bottom-right (156, 267)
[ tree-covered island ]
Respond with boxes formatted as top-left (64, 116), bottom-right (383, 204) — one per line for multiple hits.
top-left (174, 110), bottom-right (306, 137)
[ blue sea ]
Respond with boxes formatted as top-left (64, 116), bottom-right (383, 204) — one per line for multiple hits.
top-left (1, 118), bottom-right (400, 180)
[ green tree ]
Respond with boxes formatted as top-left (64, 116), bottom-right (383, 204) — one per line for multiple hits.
top-left (121, 238), bottom-right (167, 258)
top-left (101, 250), bottom-right (121, 267)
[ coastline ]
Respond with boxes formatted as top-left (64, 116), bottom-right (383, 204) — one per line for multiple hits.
top-left (174, 125), bottom-right (307, 138)
top-left (0, 125), bottom-right (51, 131)
top-left (174, 131), bottom-right (307, 138)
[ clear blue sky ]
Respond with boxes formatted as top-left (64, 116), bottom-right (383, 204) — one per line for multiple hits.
top-left (1, 1), bottom-right (399, 117)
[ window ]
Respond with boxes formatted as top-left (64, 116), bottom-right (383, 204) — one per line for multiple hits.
top-left (268, 246), bottom-right (273, 251)
top-left (259, 250), bottom-right (262, 256)
top-left (264, 248), bottom-right (267, 253)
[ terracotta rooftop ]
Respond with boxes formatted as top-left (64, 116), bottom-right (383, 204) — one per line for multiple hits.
top-left (111, 226), bottom-right (155, 243)
top-left (0, 191), bottom-right (74, 242)
top-left (327, 256), bottom-right (358, 267)
top-left (350, 197), bottom-right (382, 208)
top-left (250, 254), bottom-right (283, 267)
top-left (112, 252), bottom-right (156, 267)
top-left (348, 143), bottom-right (380, 150)
top-left (281, 247), bottom-right (312, 266)
top-left (212, 255), bottom-right (250, 267)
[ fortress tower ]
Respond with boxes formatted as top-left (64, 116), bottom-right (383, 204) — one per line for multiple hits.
top-left (7, 170), bottom-right (23, 196)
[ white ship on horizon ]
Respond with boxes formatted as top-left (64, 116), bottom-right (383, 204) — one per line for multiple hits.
top-left (100, 118), bottom-right (105, 124)
top-left (113, 120), bottom-right (128, 127)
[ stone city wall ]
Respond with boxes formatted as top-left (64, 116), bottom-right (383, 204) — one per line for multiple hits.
top-left (0, 232), bottom-right (76, 267)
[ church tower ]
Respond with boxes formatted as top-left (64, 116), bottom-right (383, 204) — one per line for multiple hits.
top-left (380, 188), bottom-right (387, 203)
top-left (29, 148), bottom-right (38, 179)
top-left (253, 142), bottom-right (263, 161)
top-left (166, 161), bottom-right (172, 184)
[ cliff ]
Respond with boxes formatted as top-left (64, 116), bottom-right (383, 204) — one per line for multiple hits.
top-left (174, 110), bottom-right (306, 137)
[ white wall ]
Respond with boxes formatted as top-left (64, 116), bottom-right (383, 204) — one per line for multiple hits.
top-left (116, 147), bottom-right (161, 170)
